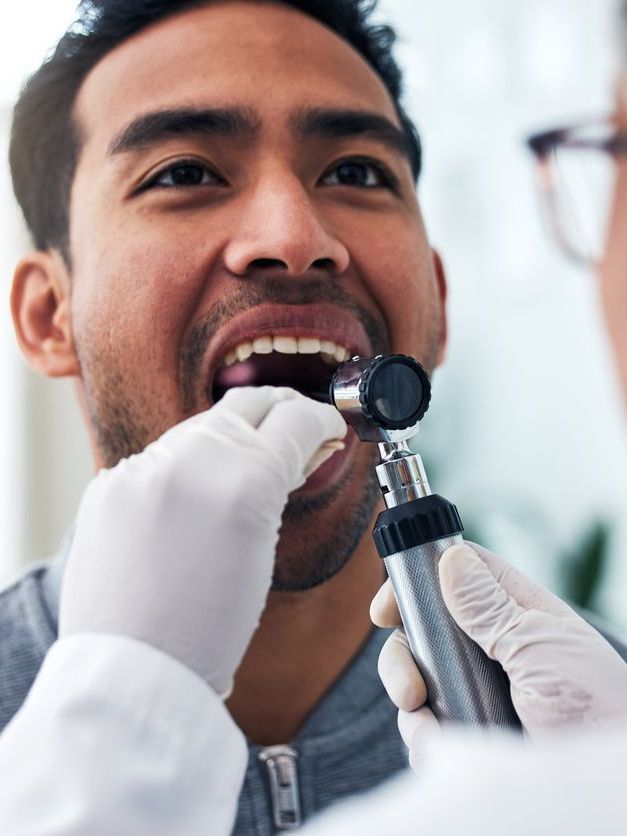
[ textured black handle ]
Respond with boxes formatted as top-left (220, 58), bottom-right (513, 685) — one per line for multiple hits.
top-left (384, 534), bottom-right (521, 729)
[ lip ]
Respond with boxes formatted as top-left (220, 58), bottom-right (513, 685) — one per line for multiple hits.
top-left (296, 425), bottom-right (358, 494)
top-left (201, 303), bottom-right (374, 404)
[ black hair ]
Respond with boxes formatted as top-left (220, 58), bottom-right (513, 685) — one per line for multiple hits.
top-left (9, 0), bottom-right (421, 259)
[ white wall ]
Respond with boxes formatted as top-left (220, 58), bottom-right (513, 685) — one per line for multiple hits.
top-left (0, 104), bottom-right (91, 585)
top-left (1, 3), bottom-right (92, 585)
top-left (2, 0), bottom-right (627, 631)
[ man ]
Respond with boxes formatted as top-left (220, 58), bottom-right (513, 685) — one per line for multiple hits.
top-left (3, 3), bottom-right (626, 835)
top-left (1, 0), bottom-right (447, 831)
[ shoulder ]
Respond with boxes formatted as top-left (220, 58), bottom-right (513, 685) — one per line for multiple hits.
top-left (0, 562), bottom-right (59, 732)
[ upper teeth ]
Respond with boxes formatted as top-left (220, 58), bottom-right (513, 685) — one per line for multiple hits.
top-left (222, 336), bottom-right (352, 367)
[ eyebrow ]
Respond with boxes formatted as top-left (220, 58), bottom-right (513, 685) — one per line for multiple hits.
top-left (291, 107), bottom-right (414, 163)
top-left (108, 107), bottom-right (261, 155)
top-left (107, 105), bottom-right (416, 170)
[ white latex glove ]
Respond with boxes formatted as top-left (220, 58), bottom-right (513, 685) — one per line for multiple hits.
top-left (60, 386), bottom-right (346, 698)
top-left (371, 542), bottom-right (627, 759)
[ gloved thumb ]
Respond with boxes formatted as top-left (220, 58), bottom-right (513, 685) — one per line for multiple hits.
top-left (438, 543), bottom-right (527, 665)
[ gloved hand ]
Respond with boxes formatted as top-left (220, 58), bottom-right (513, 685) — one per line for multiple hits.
top-left (60, 386), bottom-right (346, 698)
top-left (371, 542), bottom-right (627, 758)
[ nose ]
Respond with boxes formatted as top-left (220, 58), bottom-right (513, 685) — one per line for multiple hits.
top-left (223, 170), bottom-right (350, 277)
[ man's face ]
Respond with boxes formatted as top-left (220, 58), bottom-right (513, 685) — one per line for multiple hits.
top-left (66, 0), bottom-right (447, 588)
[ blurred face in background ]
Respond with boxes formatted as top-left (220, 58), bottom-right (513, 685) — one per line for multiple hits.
top-left (599, 72), bottom-right (627, 404)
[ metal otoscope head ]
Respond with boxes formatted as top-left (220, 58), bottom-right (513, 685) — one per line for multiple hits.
top-left (326, 354), bottom-right (431, 443)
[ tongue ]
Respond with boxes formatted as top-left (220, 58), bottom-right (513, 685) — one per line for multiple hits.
top-left (212, 353), bottom-right (334, 402)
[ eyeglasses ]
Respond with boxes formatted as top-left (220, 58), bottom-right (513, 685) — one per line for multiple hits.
top-left (526, 118), bottom-right (627, 266)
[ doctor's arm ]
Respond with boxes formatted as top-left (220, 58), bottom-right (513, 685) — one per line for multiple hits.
top-left (0, 387), bottom-right (346, 836)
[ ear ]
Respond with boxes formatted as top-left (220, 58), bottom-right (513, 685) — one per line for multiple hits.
top-left (11, 249), bottom-right (79, 378)
top-left (431, 247), bottom-right (448, 366)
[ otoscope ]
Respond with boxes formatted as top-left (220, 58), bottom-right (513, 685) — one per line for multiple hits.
top-left (323, 354), bottom-right (521, 729)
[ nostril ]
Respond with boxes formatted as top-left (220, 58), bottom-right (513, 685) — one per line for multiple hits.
top-left (312, 258), bottom-right (336, 272)
top-left (247, 257), bottom-right (337, 274)
top-left (249, 258), bottom-right (288, 270)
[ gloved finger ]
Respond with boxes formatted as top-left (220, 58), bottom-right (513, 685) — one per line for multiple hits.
top-left (302, 439), bottom-right (346, 479)
top-left (397, 706), bottom-right (440, 772)
top-left (155, 387), bottom-right (288, 457)
top-left (464, 541), bottom-right (574, 619)
top-left (229, 388), bottom-right (346, 477)
top-left (160, 388), bottom-right (345, 481)
top-left (257, 394), bottom-right (347, 483)
top-left (377, 626), bottom-right (427, 711)
top-left (210, 385), bottom-right (297, 428)
top-left (438, 544), bottom-right (533, 663)
top-left (370, 579), bottom-right (402, 628)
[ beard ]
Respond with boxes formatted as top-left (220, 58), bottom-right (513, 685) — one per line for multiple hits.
top-left (78, 361), bottom-right (154, 468)
top-left (271, 446), bottom-right (381, 591)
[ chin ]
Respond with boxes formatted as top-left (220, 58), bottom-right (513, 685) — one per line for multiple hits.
top-left (272, 442), bottom-right (381, 592)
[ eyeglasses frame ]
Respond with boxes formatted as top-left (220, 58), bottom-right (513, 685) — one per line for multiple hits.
top-left (526, 118), bottom-right (627, 265)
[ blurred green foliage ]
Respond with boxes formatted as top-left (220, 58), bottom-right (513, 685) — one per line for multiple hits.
top-left (559, 522), bottom-right (610, 615)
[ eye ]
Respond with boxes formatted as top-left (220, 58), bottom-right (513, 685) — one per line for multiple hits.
top-left (141, 160), bottom-right (226, 190)
top-left (320, 158), bottom-right (397, 190)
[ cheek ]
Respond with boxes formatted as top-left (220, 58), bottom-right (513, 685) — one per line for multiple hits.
top-left (600, 166), bottom-right (627, 338)
top-left (70, 229), bottom-right (204, 383)
top-left (353, 224), bottom-right (436, 352)
top-left (597, 164), bottom-right (627, 403)
top-left (70, 178), bottom-right (206, 341)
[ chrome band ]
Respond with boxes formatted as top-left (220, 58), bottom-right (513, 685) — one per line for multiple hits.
top-left (376, 440), bottom-right (431, 508)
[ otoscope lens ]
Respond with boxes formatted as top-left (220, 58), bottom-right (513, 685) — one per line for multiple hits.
top-left (371, 362), bottom-right (424, 423)
top-left (328, 353), bottom-right (431, 437)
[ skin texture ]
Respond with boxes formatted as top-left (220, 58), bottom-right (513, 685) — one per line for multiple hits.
top-left (10, 0), bottom-right (447, 743)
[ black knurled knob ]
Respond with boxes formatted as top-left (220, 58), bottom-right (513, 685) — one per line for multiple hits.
top-left (357, 354), bottom-right (431, 431)
top-left (373, 494), bottom-right (463, 558)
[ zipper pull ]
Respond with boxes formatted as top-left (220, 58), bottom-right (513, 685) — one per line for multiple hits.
top-left (259, 744), bottom-right (302, 830)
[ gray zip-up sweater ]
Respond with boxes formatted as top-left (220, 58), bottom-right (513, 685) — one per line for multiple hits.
top-left (0, 543), bottom-right (408, 834)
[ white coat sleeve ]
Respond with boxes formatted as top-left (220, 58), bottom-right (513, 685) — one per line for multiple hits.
top-left (0, 633), bottom-right (248, 836)
top-left (299, 726), bottom-right (627, 836)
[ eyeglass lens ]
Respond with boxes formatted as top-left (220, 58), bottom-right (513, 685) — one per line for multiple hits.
top-left (544, 143), bottom-right (618, 265)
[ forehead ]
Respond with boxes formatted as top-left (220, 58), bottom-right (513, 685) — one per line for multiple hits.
top-left (74, 0), bottom-right (400, 150)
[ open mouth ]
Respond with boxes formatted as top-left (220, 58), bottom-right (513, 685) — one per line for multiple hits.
top-left (211, 335), bottom-right (352, 403)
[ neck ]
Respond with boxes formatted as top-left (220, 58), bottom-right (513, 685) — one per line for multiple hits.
top-left (226, 511), bottom-right (385, 746)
